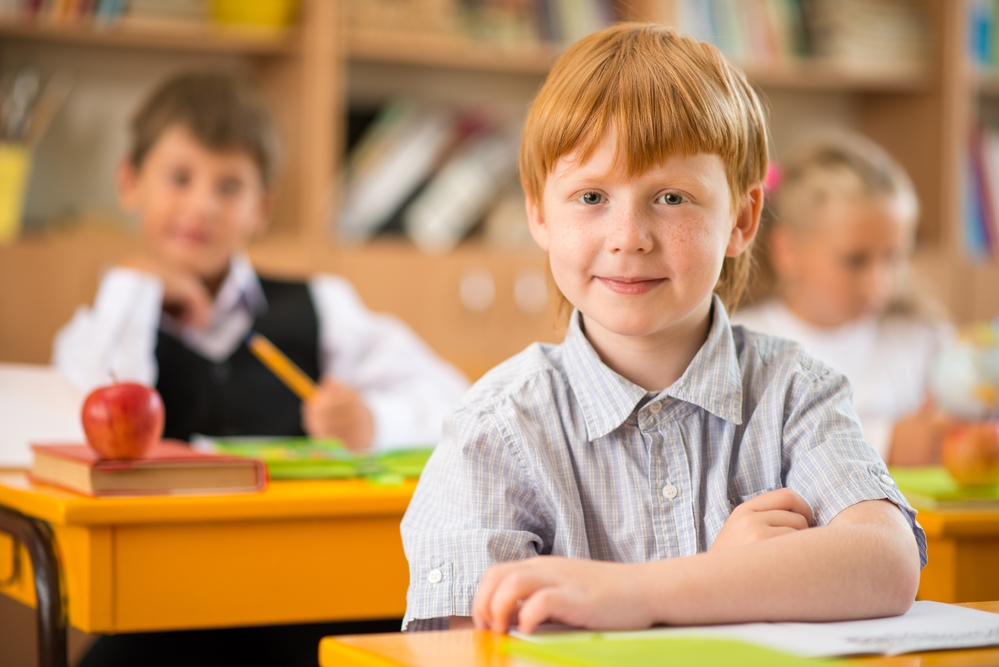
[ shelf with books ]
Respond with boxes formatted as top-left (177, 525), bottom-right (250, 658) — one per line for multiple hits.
top-left (347, 28), bottom-right (557, 75)
top-left (0, 18), bottom-right (302, 55)
top-left (741, 59), bottom-right (929, 93)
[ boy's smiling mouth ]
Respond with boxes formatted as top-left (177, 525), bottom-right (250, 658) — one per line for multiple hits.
top-left (597, 276), bottom-right (667, 295)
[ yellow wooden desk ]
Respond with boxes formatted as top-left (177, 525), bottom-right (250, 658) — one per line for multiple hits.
top-left (0, 473), bottom-right (415, 667)
top-left (916, 509), bottom-right (999, 603)
top-left (319, 601), bottom-right (999, 667)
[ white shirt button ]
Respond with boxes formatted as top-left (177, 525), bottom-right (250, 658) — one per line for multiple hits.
top-left (428, 568), bottom-right (443, 584)
top-left (662, 484), bottom-right (678, 500)
top-left (880, 473), bottom-right (895, 486)
top-left (649, 402), bottom-right (663, 414)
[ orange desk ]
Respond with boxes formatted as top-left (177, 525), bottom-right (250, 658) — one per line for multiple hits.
top-left (320, 601), bottom-right (999, 667)
top-left (916, 509), bottom-right (999, 603)
top-left (0, 473), bottom-right (415, 667)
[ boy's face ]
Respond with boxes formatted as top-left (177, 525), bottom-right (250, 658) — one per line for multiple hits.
top-left (527, 129), bottom-right (760, 347)
top-left (118, 125), bottom-right (270, 284)
top-left (771, 197), bottom-right (915, 328)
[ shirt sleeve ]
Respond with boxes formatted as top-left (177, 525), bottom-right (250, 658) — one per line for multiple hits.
top-left (780, 358), bottom-right (928, 568)
top-left (308, 275), bottom-right (469, 449)
top-left (399, 405), bottom-right (551, 628)
top-left (51, 268), bottom-right (164, 392)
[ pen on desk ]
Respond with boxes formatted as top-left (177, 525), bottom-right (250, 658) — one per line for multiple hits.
top-left (246, 332), bottom-right (318, 401)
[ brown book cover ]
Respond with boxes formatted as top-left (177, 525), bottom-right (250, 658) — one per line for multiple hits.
top-left (29, 440), bottom-right (268, 497)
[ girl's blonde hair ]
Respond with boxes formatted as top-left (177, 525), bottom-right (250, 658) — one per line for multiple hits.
top-left (754, 131), bottom-right (945, 320)
top-left (520, 23), bottom-right (771, 328)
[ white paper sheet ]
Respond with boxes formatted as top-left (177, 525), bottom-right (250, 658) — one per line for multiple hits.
top-left (0, 363), bottom-right (84, 467)
top-left (514, 601), bottom-right (999, 657)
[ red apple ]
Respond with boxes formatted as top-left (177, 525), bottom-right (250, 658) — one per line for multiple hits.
top-left (81, 382), bottom-right (165, 460)
top-left (942, 422), bottom-right (999, 487)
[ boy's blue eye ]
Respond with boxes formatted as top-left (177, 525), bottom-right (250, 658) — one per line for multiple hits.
top-left (580, 192), bottom-right (603, 205)
top-left (658, 192), bottom-right (684, 205)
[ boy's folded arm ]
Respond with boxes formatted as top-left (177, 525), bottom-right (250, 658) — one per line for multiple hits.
top-left (645, 497), bottom-right (920, 626)
top-left (52, 267), bottom-right (164, 391)
top-left (477, 498), bottom-right (920, 634)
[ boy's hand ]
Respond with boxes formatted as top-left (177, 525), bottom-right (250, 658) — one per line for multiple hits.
top-left (473, 557), bottom-right (654, 635)
top-left (118, 254), bottom-right (213, 329)
top-left (710, 488), bottom-right (813, 551)
top-left (302, 377), bottom-right (375, 451)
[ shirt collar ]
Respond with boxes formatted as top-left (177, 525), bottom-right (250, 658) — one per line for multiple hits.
top-left (211, 254), bottom-right (268, 322)
top-left (562, 294), bottom-right (744, 441)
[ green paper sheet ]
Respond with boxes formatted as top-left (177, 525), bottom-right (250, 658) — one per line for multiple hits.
top-left (505, 636), bottom-right (839, 667)
top-left (889, 466), bottom-right (999, 509)
top-left (196, 436), bottom-right (435, 482)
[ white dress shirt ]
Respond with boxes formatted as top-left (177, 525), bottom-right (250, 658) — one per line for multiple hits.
top-left (52, 255), bottom-right (469, 450)
top-left (732, 300), bottom-right (946, 460)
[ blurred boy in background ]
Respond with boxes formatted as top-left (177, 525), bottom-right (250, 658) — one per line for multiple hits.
top-left (54, 70), bottom-right (468, 452)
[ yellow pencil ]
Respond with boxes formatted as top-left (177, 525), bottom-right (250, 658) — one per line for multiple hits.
top-left (247, 332), bottom-right (318, 401)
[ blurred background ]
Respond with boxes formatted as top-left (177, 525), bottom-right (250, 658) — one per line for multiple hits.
top-left (0, 0), bottom-right (996, 382)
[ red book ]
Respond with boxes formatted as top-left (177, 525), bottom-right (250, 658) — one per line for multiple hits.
top-left (30, 440), bottom-right (268, 497)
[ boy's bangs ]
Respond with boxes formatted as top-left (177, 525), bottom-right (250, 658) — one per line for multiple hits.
top-left (523, 24), bottom-right (768, 208)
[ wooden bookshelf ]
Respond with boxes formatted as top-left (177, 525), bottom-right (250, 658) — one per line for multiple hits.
top-left (348, 29), bottom-right (557, 75)
top-left (0, 18), bottom-right (301, 55)
top-left (740, 59), bottom-right (929, 93)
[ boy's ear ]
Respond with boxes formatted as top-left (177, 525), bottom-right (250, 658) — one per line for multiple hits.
top-left (116, 160), bottom-right (141, 212)
top-left (725, 182), bottom-right (764, 257)
top-left (526, 195), bottom-right (550, 251)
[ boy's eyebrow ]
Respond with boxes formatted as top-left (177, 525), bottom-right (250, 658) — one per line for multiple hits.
top-left (556, 159), bottom-right (720, 191)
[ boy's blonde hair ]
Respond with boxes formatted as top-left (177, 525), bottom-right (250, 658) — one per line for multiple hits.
top-left (520, 23), bottom-right (771, 321)
top-left (758, 131), bottom-right (944, 320)
top-left (129, 71), bottom-right (281, 188)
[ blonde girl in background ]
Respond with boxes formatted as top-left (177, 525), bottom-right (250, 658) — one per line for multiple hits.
top-left (733, 132), bottom-right (950, 465)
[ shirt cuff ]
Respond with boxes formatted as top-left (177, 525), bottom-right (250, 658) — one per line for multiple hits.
top-left (403, 558), bottom-right (478, 630)
top-left (809, 462), bottom-right (928, 569)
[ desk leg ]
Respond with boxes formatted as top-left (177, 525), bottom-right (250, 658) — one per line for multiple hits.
top-left (0, 506), bottom-right (67, 667)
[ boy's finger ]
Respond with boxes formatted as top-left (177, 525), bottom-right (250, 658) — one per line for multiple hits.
top-left (742, 488), bottom-right (813, 525)
top-left (757, 509), bottom-right (810, 532)
top-left (489, 569), bottom-right (545, 634)
top-left (473, 567), bottom-right (505, 627)
top-left (516, 588), bottom-right (564, 635)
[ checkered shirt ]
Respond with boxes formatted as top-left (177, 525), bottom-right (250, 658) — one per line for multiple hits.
top-left (400, 295), bottom-right (927, 628)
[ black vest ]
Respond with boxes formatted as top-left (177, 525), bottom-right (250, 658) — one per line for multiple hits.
top-left (155, 278), bottom-right (321, 441)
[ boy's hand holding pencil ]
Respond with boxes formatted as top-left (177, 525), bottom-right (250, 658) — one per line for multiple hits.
top-left (248, 333), bottom-right (375, 451)
top-left (301, 377), bottom-right (375, 451)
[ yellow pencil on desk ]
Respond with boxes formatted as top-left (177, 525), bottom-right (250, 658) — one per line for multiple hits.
top-left (247, 332), bottom-right (318, 401)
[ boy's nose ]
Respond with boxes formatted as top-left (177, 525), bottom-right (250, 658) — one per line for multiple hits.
top-left (186, 182), bottom-right (221, 218)
top-left (607, 206), bottom-right (654, 254)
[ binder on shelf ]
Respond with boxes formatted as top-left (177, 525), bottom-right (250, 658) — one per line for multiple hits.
top-left (339, 102), bottom-right (458, 242)
top-left (403, 125), bottom-right (520, 253)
